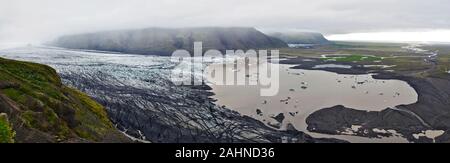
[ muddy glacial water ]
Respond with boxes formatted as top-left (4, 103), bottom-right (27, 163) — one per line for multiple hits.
top-left (206, 58), bottom-right (419, 143)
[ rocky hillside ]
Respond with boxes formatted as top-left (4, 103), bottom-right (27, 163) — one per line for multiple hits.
top-left (268, 32), bottom-right (330, 45)
top-left (52, 27), bottom-right (288, 56)
top-left (0, 57), bottom-right (130, 143)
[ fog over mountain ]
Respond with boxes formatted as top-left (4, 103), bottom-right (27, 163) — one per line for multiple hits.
top-left (268, 32), bottom-right (330, 44)
top-left (52, 27), bottom-right (287, 55)
top-left (1, 0), bottom-right (450, 45)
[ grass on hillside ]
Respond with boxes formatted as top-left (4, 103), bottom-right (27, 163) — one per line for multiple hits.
top-left (0, 113), bottom-right (15, 143)
top-left (0, 57), bottom-right (118, 142)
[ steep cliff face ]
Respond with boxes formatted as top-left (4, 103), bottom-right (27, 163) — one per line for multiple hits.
top-left (52, 27), bottom-right (288, 56)
top-left (0, 57), bottom-right (130, 143)
top-left (268, 32), bottom-right (330, 45)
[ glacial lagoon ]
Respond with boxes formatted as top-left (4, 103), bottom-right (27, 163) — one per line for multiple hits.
top-left (207, 59), bottom-right (419, 143)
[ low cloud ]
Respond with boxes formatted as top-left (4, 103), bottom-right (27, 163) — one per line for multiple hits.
top-left (1, 0), bottom-right (450, 44)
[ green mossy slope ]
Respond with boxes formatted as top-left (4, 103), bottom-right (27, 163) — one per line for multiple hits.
top-left (0, 57), bottom-right (129, 143)
top-left (0, 113), bottom-right (15, 143)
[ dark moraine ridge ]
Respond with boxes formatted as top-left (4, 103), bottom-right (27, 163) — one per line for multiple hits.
top-left (51, 27), bottom-right (288, 56)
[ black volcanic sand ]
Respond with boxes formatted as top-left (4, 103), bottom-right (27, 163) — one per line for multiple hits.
top-left (280, 57), bottom-right (450, 143)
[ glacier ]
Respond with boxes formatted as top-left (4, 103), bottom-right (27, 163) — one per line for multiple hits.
top-left (0, 46), bottom-right (344, 143)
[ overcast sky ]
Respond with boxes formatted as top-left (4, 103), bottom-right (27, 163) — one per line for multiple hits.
top-left (1, 0), bottom-right (450, 45)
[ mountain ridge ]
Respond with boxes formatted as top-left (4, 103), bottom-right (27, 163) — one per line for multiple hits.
top-left (268, 32), bottom-right (330, 45)
top-left (52, 27), bottom-right (288, 56)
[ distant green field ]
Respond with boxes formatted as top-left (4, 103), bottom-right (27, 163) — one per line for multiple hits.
top-left (331, 41), bottom-right (407, 52)
top-left (279, 41), bottom-right (450, 78)
top-left (280, 41), bottom-right (411, 58)
top-left (321, 54), bottom-right (383, 62)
